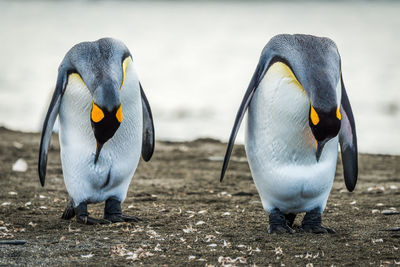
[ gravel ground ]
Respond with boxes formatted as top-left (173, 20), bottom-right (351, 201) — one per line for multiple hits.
top-left (0, 127), bottom-right (399, 266)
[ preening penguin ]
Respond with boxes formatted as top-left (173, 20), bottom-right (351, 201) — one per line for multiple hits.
top-left (220, 34), bottom-right (358, 234)
top-left (38, 38), bottom-right (155, 224)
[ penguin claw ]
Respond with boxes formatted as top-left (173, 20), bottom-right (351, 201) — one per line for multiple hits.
top-left (302, 224), bottom-right (336, 234)
top-left (301, 208), bottom-right (335, 234)
top-left (104, 213), bottom-right (142, 223)
top-left (104, 198), bottom-right (141, 223)
top-left (268, 224), bottom-right (295, 234)
top-left (61, 200), bottom-right (75, 220)
top-left (268, 208), bottom-right (295, 234)
top-left (76, 215), bottom-right (110, 225)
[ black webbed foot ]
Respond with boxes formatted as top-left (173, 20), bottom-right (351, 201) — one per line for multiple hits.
top-left (285, 213), bottom-right (296, 228)
top-left (301, 208), bottom-right (335, 234)
top-left (61, 199), bottom-right (75, 220)
top-left (104, 198), bottom-right (142, 223)
top-left (268, 208), bottom-right (295, 234)
top-left (74, 202), bottom-right (110, 225)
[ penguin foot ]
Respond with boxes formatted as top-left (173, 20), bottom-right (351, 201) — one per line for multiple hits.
top-left (104, 198), bottom-right (142, 223)
top-left (285, 213), bottom-right (296, 228)
top-left (302, 224), bottom-right (336, 234)
top-left (301, 208), bottom-right (335, 234)
top-left (74, 202), bottom-right (110, 225)
top-left (104, 213), bottom-right (142, 223)
top-left (61, 199), bottom-right (75, 220)
top-left (76, 215), bottom-right (110, 225)
top-left (268, 208), bottom-right (295, 234)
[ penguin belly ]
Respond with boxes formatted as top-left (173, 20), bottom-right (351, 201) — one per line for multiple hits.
top-left (58, 69), bottom-right (142, 207)
top-left (245, 64), bottom-right (338, 214)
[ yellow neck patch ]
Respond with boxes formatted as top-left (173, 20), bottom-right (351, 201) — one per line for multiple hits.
top-left (269, 62), bottom-right (303, 91)
top-left (91, 102), bottom-right (104, 123)
top-left (116, 105), bottom-right (123, 123)
top-left (310, 104), bottom-right (319, 125)
top-left (121, 57), bottom-right (132, 89)
top-left (69, 73), bottom-right (85, 85)
top-left (336, 106), bottom-right (341, 120)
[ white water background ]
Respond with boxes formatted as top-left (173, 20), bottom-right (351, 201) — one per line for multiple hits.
top-left (0, 1), bottom-right (399, 154)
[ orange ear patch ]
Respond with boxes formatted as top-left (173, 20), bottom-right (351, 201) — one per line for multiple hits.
top-left (91, 102), bottom-right (104, 123)
top-left (336, 106), bottom-right (341, 120)
top-left (310, 104), bottom-right (319, 125)
top-left (121, 57), bottom-right (132, 89)
top-left (116, 105), bottom-right (123, 123)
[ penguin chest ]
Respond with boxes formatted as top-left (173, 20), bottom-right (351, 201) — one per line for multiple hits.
top-left (58, 73), bottom-right (142, 203)
top-left (245, 64), bottom-right (338, 213)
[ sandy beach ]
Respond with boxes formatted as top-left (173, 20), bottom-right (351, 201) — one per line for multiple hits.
top-left (0, 127), bottom-right (399, 266)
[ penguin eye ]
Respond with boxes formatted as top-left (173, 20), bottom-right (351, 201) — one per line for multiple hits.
top-left (310, 104), bottom-right (319, 125)
top-left (336, 106), bottom-right (341, 120)
top-left (120, 56), bottom-right (132, 89)
top-left (91, 102), bottom-right (104, 123)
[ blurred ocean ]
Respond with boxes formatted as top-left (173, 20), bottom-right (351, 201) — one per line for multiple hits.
top-left (0, 0), bottom-right (399, 154)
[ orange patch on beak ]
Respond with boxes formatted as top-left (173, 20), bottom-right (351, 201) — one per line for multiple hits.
top-left (91, 102), bottom-right (104, 123)
top-left (116, 105), bottom-right (123, 123)
top-left (310, 104), bottom-right (319, 125)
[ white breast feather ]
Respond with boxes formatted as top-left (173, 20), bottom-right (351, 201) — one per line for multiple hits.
top-left (245, 62), bottom-right (339, 214)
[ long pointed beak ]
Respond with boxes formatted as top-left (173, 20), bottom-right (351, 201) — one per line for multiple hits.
top-left (316, 139), bottom-right (328, 162)
top-left (94, 142), bottom-right (104, 164)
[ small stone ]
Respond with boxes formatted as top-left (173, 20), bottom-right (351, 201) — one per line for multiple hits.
top-left (12, 159), bottom-right (28, 172)
top-left (13, 141), bottom-right (23, 149)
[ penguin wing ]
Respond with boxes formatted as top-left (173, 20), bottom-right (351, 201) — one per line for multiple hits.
top-left (220, 56), bottom-right (271, 182)
top-left (38, 68), bottom-right (69, 187)
top-left (339, 76), bottom-right (358, 192)
top-left (140, 83), bottom-right (155, 161)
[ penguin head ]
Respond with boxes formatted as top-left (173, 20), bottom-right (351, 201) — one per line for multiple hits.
top-left (64, 38), bottom-right (132, 163)
top-left (309, 103), bottom-right (341, 161)
top-left (304, 55), bottom-right (342, 161)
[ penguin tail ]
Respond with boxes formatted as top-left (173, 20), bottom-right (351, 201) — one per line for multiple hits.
top-left (61, 199), bottom-right (76, 220)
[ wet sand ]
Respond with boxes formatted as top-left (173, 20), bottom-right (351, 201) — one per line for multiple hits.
top-left (0, 127), bottom-right (399, 266)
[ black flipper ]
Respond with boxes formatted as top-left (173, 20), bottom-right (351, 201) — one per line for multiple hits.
top-left (38, 68), bottom-right (69, 187)
top-left (339, 75), bottom-right (358, 192)
top-left (220, 55), bottom-right (272, 182)
top-left (139, 83), bottom-right (155, 161)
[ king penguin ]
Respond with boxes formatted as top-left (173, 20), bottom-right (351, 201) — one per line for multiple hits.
top-left (38, 38), bottom-right (155, 224)
top-left (220, 34), bottom-right (358, 234)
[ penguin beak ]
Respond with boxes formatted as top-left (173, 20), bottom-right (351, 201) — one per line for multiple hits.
top-left (91, 102), bottom-right (123, 164)
top-left (94, 142), bottom-right (104, 164)
top-left (315, 139), bottom-right (328, 162)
